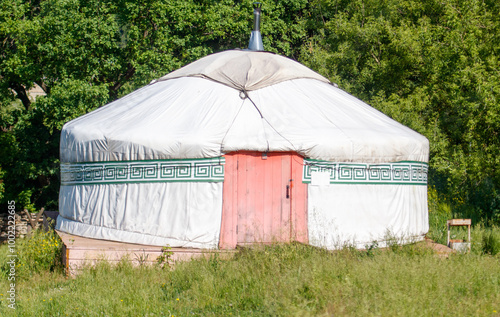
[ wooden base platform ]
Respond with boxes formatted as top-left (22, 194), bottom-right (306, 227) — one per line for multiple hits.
top-left (57, 231), bottom-right (233, 276)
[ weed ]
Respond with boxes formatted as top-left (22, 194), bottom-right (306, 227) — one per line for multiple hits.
top-left (482, 230), bottom-right (500, 256)
top-left (0, 229), bottom-right (62, 279)
top-left (364, 240), bottom-right (379, 257)
top-left (134, 250), bottom-right (149, 266)
top-left (156, 245), bottom-right (174, 269)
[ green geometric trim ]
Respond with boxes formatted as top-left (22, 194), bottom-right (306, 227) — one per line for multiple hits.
top-left (302, 159), bottom-right (428, 185)
top-left (61, 157), bottom-right (225, 186)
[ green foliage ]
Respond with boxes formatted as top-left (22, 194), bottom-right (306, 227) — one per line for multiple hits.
top-left (0, 0), bottom-right (317, 212)
top-left (16, 189), bottom-right (35, 213)
top-left (363, 240), bottom-right (379, 257)
top-left (481, 228), bottom-right (500, 256)
top-left (427, 185), bottom-right (500, 256)
top-left (1, 0), bottom-right (500, 223)
top-left (0, 229), bottom-right (63, 280)
top-left (427, 185), bottom-right (453, 245)
top-left (302, 0), bottom-right (500, 223)
top-left (2, 241), bottom-right (499, 315)
top-left (0, 79), bottom-right (108, 210)
top-left (156, 245), bottom-right (174, 269)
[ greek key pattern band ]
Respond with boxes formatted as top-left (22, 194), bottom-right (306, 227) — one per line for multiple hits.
top-left (61, 157), bottom-right (225, 185)
top-left (302, 159), bottom-right (428, 185)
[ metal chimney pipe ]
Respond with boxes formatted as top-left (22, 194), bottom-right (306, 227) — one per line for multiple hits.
top-left (248, 2), bottom-right (264, 51)
top-left (253, 3), bottom-right (261, 32)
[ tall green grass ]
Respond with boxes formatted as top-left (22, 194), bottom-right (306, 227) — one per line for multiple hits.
top-left (427, 185), bottom-right (500, 255)
top-left (1, 188), bottom-right (500, 316)
top-left (0, 229), bottom-right (63, 280)
top-left (1, 239), bottom-right (499, 316)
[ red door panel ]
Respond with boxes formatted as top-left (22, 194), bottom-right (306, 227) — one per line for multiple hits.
top-left (219, 151), bottom-right (307, 249)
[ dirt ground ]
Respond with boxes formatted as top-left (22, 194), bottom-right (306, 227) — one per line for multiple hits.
top-left (423, 238), bottom-right (454, 257)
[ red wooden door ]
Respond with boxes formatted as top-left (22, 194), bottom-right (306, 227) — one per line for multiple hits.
top-left (219, 151), bottom-right (307, 249)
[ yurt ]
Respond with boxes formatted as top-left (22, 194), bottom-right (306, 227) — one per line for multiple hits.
top-left (56, 7), bottom-right (429, 250)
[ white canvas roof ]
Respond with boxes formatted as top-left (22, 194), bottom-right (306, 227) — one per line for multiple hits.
top-left (158, 50), bottom-right (330, 91)
top-left (60, 50), bottom-right (428, 163)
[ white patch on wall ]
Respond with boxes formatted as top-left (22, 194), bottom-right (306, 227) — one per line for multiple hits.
top-left (311, 171), bottom-right (331, 186)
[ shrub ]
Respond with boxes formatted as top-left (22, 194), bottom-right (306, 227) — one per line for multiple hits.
top-left (0, 229), bottom-right (63, 279)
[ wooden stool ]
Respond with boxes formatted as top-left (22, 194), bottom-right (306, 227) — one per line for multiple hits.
top-left (447, 219), bottom-right (471, 252)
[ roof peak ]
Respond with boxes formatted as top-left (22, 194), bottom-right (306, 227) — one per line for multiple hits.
top-left (158, 50), bottom-right (330, 91)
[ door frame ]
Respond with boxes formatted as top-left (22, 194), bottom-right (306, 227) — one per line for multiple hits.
top-left (219, 151), bottom-right (308, 249)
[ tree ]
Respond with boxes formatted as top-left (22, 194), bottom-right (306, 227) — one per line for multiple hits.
top-left (302, 0), bottom-right (500, 222)
top-left (4, 0), bottom-right (498, 223)
top-left (0, 0), bottom-right (315, 211)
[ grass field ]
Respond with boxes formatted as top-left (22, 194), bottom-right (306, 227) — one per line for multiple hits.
top-left (0, 228), bottom-right (499, 316)
top-left (1, 187), bottom-right (500, 316)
